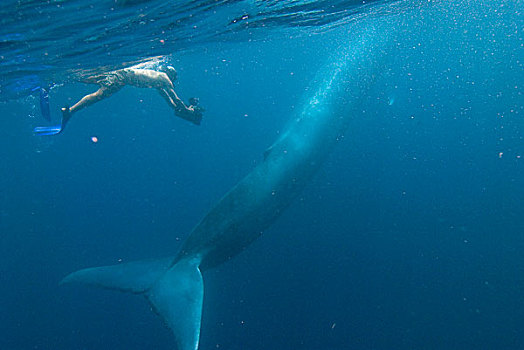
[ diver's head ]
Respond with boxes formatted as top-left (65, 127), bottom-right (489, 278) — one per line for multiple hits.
top-left (161, 65), bottom-right (177, 82)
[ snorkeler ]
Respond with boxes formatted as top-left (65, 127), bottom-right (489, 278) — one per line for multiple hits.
top-left (34, 64), bottom-right (204, 135)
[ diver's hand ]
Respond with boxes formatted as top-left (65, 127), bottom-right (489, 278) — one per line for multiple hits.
top-left (188, 104), bottom-right (205, 115)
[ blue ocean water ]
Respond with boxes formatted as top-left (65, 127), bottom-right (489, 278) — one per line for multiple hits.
top-left (0, 0), bottom-right (523, 349)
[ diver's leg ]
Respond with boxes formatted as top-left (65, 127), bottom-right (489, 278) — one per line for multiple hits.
top-left (61, 85), bottom-right (121, 130)
top-left (68, 86), bottom-right (119, 115)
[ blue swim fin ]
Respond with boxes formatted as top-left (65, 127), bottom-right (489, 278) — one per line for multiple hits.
top-left (33, 106), bottom-right (70, 136)
top-left (33, 125), bottom-right (62, 136)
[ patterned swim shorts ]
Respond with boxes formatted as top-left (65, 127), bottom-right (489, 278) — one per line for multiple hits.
top-left (96, 71), bottom-right (126, 90)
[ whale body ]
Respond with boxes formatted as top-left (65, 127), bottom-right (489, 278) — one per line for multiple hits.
top-left (62, 21), bottom-right (394, 350)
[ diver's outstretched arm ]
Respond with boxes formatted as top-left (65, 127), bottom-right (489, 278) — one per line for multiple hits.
top-left (158, 88), bottom-right (202, 125)
top-left (158, 88), bottom-right (189, 111)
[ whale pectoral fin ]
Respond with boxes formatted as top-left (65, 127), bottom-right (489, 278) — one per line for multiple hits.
top-left (146, 258), bottom-right (204, 350)
top-left (61, 256), bottom-right (204, 350)
top-left (61, 257), bottom-right (174, 293)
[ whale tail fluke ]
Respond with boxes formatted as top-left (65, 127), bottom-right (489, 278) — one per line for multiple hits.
top-left (61, 257), bottom-right (204, 350)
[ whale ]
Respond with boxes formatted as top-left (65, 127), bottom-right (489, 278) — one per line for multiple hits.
top-left (61, 20), bottom-right (394, 350)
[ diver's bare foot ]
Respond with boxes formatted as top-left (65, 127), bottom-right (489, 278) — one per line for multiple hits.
top-left (61, 106), bottom-right (71, 129)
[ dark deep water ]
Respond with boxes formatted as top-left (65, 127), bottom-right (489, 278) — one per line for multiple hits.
top-left (1, 0), bottom-right (523, 349)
